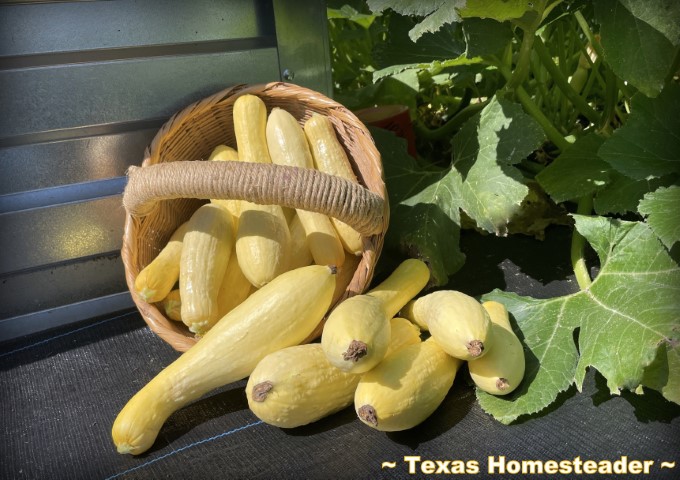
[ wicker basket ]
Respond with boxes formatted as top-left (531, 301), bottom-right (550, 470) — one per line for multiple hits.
top-left (121, 82), bottom-right (388, 352)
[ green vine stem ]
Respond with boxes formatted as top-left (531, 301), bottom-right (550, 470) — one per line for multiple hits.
top-left (571, 195), bottom-right (594, 290)
top-left (574, 10), bottom-right (602, 58)
top-left (541, 0), bottom-right (564, 22)
top-left (413, 101), bottom-right (488, 141)
top-left (492, 59), bottom-right (571, 151)
top-left (533, 36), bottom-right (600, 125)
top-left (598, 66), bottom-right (618, 134)
top-left (507, 4), bottom-right (546, 89)
top-left (516, 84), bottom-right (571, 151)
top-left (508, 29), bottom-right (538, 89)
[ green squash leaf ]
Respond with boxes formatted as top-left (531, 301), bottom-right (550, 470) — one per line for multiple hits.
top-left (451, 96), bottom-right (545, 235)
top-left (375, 127), bottom-right (465, 286)
top-left (376, 96), bottom-right (545, 284)
top-left (327, 5), bottom-right (377, 29)
top-left (536, 133), bottom-right (609, 203)
top-left (372, 13), bottom-right (466, 74)
top-left (598, 83), bottom-right (680, 179)
top-left (458, 0), bottom-right (530, 22)
top-left (476, 290), bottom-right (582, 424)
top-left (462, 17), bottom-right (514, 58)
top-left (638, 185), bottom-right (680, 249)
top-left (593, 172), bottom-right (671, 215)
top-left (594, 0), bottom-right (679, 97)
top-left (480, 216), bottom-right (680, 424)
top-left (613, 0), bottom-right (680, 46)
top-left (642, 340), bottom-right (680, 405)
top-left (367, 0), bottom-right (466, 41)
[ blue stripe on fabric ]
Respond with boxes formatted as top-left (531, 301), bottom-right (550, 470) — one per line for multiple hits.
top-left (104, 420), bottom-right (265, 479)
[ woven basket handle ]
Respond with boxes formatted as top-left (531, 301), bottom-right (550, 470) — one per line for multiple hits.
top-left (123, 160), bottom-right (386, 236)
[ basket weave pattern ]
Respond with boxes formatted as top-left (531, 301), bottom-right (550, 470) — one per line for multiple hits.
top-left (121, 82), bottom-right (388, 352)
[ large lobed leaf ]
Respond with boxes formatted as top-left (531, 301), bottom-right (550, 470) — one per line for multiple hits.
top-left (593, 171), bottom-right (672, 216)
top-left (544, 84), bottom-right (680, 216)
top-left (450, 96), bottom-right (545, 235)
top-left (594, 0), bottom-right (679, 97)
top-left (367, 0), bottom-right (528, 41)
top-left (367, 0), bottom-right (466, 41)
top-left (597, 83), bottom-right (680, 180)
top-left (378, 96), bottom-right (544, 285)
top-left (536, 133), bottom-right (608, 203)
top-left (638, 185), bottom-right (680, 250)
top-left (372, 12), bottom-right (466, 71)
top-left (458, 0), bottom-right (530, 22)
top-left (462, 17), bottom-right (513, 58)
top-left (480, 216), bottom-right (680, 424)
top-left (376, 127), bottom-right (465, 286)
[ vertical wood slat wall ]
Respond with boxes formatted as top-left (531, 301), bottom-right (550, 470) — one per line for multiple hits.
top-left (0, 0), bottom-right (332, 342)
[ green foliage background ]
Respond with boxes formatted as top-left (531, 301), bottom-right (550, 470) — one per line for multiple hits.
top-left (327, 0), bottom-right (680, 422)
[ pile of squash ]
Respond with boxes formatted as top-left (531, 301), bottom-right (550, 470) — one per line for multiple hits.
top-left (112, 95), bottom-right (525, 455)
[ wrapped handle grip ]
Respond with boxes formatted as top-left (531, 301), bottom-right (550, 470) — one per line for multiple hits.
top-left (123, 160), bottom-right (386, 236)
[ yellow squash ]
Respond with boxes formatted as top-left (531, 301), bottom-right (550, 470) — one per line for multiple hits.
top-left (385, 317), bottom-right (422, 356)
top-left (366, 258), bottom-right (430, 318)
top-left (320, 259), bottom-right (428, 373)
top-left (161, 289), bottom-right (182, 321)
top-left (321, 294), bottom-right (389, 374)
top-left (287, 213), bottom-right (314, 270)
top-left (402, 290), bottom-right (492, 360)
top-left (233, 94), bottom-right (291, 287)
top-left (112, 264), bottom-right (337, 455)
top-left (266, 107), bottom-right (345, 268)
top-left (208, 144), bottom-right (242, 227)
top-left (179, 203), bottom-right (234, 335)
top-left (134, 221), bottom-right (189, 303)
top-left (246, 343), bottom-right (360, 428)
top-left (468, 301), bottom-right (525, 395)
top-left (354, 337), bottom-right (462, 432)
top-left (303, 113), bottom-right (363, 256)
top-left (247, 315), bottom-right (422, 428)
top-left (216, 244), bottom-right (254, 318)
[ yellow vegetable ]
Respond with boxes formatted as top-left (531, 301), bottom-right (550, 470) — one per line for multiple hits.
top-left (287, 213), bottom-right (313, 270)
top-left (236, 203), bottom-right (292, 288)
top-left (385, 317), bottom-right (421, 356)
top-left (161, 289), bottom-right (182, 321)
top-left (402, 290), bottom-right (492, 361)
top-left (134, 221), bottom-right (188, 303)
top-left (468, 301), bottom-right (525, 395)
top-left (208, 144), bottom-right (241, 227)
top-left (321, 258), bottom-right (429, 373)
top-left (246, 315), bottom-right (421, 428)
top-left (233, 94), bottom-right (291, 287)
top-left (112, 264), bottom-right (337, 455)
top-left (180, 203), bottom-right (234, 335)
top-left (296, 209), bottom-right (346, 268)
top-left (354, 337), bottom-right (462, 432)
top-left (246, 343), bottom-right (360, 428)
top-left (266, 107), bottom-right (345, 268)
top-left (216, 244), bottom-right (253, 318)
top-left (281, 206), bottom-right (297, 225)
top-left (303, 113), bottom-right (364, 256)
top-left (233, 94), bottom-right (271, 164)
top-left (366, 258), bottom-right (430, 318)
top-left (480, 300), bottom-right (512, 330)
top-left (321, 294), bottom-right (389, 374)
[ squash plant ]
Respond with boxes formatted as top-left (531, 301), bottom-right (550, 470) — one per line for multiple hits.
top-left (328, 0), bottom-right (680, 423)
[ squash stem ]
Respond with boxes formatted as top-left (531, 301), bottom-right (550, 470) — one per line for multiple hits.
top-left (413, 100), bottom-right (488, 141)
top-left (489, 58), bottom-right (571, 152)
top-left (571, 195), bottom-right (593, 291)
top-left (533, 36), bottom-right (600, 125)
